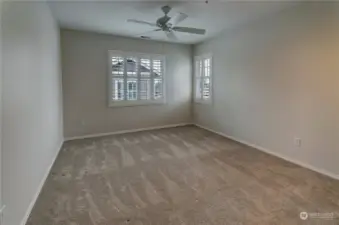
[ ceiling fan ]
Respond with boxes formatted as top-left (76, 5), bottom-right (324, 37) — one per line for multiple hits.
top-left (127, 5), bottom-right (206, 41)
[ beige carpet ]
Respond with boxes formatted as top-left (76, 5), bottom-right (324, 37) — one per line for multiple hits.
top-left (27, 125), bottom-right (339, 225)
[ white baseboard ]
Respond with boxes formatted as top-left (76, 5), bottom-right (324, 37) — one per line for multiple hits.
top-left (195, 124), bottom-right (339, 181)
top-left (65, 123), bottom-right (193, 141)
top-left (20, 139), bottom-right (64, 225)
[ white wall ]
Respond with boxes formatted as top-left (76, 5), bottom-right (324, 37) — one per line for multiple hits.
top-left (2, 2), bottom-right (64, 225)
top-left (61, 29), bottom-right (192, 138)
top-left (0, 0), bottom-right (3, 215)
top-left (194, 3), bottom-right (339, 177)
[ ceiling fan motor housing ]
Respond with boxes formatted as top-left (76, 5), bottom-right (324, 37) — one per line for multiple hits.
top-left (156, 16), bottom-right (171, 31)
top-left (161, 5), bottom-right (171, 15)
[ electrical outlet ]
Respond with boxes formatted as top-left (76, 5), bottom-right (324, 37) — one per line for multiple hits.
top-left (294, 137), bottom-right (302, 147)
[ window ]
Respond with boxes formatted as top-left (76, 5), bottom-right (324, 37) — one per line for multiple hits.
top-left (194, 54), bottom-right (212, 103)
top-left (108, 50), bottom-right (165, 107)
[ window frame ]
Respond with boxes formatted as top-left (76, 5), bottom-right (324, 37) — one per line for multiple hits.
top-left (194, 53), bottom-right (213, 104)
top-left (108, 50), bottom-right (166, 107)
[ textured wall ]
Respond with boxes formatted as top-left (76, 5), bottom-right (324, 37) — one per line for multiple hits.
top-left (2, 2), bottom-right (63, 225)
top-left (61, 29), bottom-right (192, 138)
top-left (193, 3), bottom-right (339, 176)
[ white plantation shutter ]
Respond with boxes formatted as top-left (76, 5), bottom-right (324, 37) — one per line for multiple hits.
top-left (112, 55), bottom-right (125, 101)
top-left (108, 51), bottom-right (165, 107)
top-left (139, 57), bottom-right (151, 100)
top-left (152, 58), bottom-right (163, 99)
top-left (194, 54), bottom-right (212, 103)
top-left (195, 59), bottom-right (202, 100)
top-left (139, 79), bottom-right (151, 100)
top-left (202, 58), bottom-right (211, 99)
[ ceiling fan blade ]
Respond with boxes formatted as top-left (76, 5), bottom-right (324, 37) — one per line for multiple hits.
top-left (172, 26), bottom-right (206, 35)
top-left (127, 19), bottom-right (157, 27)
top-left (166, 31), bottom-right (178, 41)
top-left (136, 28), bottom-right (162, 37)
top-left (168, 13), bottom-right (188, 26)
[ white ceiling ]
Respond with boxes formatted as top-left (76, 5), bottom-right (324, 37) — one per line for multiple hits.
top-left (48, 1), bottom-right (296, 44)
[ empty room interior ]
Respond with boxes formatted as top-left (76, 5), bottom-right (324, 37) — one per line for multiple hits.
top-left (1, 1), bottom-right (339, 225)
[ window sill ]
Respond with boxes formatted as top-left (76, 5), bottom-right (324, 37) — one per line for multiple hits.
top-left (109, 99), bottom-right (165, 108)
